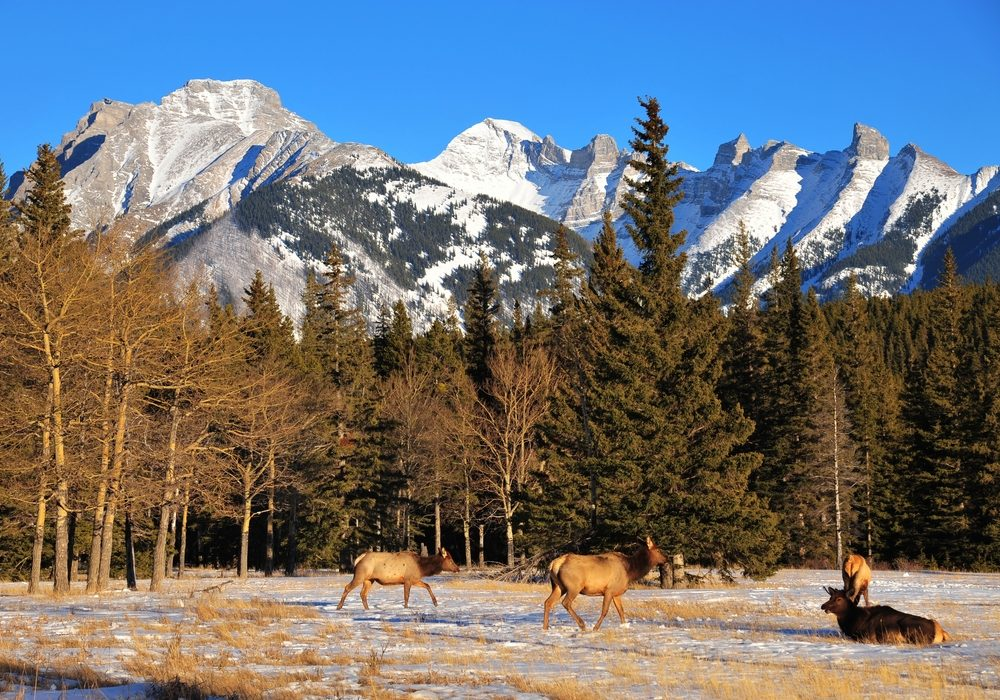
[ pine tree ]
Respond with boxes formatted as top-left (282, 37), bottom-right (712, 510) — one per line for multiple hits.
top-left (902, 249), bottom-right (968, 566)
top-left (463, 252), bottom-right (500, 392)
top-left (529, 223), bottom-right (592, 547)
top-left (583, 100), bottom-right (781, 577)
top-left (830, 275), bottom-right (901, 561)
top-left (958, 283), bottom-right (1000, 567)
top-left (720, 221), bottom-right (766, 425)
top-left (241, 270), bottom-right (297, 365)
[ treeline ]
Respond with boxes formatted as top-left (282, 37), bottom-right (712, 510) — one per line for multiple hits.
top-left (2, 100), bottom-right (999, 594)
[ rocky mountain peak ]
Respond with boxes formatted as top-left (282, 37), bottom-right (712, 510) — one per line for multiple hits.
top-left (847, 123), bottom-right (889, 161)
top-left (713, 133), bottom-right (751, 167)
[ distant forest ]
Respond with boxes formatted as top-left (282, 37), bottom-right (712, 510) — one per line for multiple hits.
top-left (0, 101), bottom-right (998, 597)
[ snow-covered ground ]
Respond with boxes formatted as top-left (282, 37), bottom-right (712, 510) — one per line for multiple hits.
top-left (1, 568), bottom-right (997, 698)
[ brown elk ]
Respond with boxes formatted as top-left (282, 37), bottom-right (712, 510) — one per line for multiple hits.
top-left (337, 548), bottom-right (460, 610)
top-left (542, 536), bottom-right (668, 631)
top-left (842, 553), bottom-right (872, 606)
top-left (821, 586), bottom-right (950, 644)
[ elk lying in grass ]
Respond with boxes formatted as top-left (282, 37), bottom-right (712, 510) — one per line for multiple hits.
top-left (842, 553), bottom-right (872, 606)
top-left (543, 536), bottom-right (668, 631)
top-left (337, 548), bottom-right (460, 610)
top-left (821, 586), bottom-right (950, 644)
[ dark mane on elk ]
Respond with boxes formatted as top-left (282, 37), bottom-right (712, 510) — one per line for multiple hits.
top-left (543, 536), bottom-right (668, 631)
top-left (337, 548), bottom-right (460, 610)
top-left (821, 586), bottom-right (950, 644)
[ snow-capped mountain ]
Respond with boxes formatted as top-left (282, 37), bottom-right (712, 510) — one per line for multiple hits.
top-left (414, 119), bottom-right (1000, 297)
top-left (9, 79), bottom-right (1000, 325)
top-left (8, 80), bottom-right (588, 328)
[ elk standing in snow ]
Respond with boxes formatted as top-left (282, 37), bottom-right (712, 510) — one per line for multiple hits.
top-left (337, 548), bottom-right (460, 610)
top-left (543, 537), bottom-right (668, 631)
top-left (842, 553), bottom-right (872, 606)
top-left (821, 586), bottom-right (950, 644)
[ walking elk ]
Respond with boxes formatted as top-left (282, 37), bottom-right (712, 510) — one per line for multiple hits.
top-left (337, 548), bottom-right (460, 610)
top-left (543, 537), bottom-right (668, 631)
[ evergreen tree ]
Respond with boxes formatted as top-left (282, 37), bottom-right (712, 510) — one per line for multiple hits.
top-left (463, 252), bottom-right (500, 392)
top-left (720, 221), bottom-right (766, 424)
top-left (830, 275), bottom-right (901, 561)
top-left (529, 222), bottom-right (592, 547)
top-left (584, 100), bottom-right (781, 576)
top-left (901, 249), bottom-right (968, 566)
top-left (958, 283), bottom-right (1000, 566)
top-left (241, 270), bottom-right (297, 365)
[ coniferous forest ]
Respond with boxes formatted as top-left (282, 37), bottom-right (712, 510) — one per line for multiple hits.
top-left (1, 100), bottom-right (999, 596)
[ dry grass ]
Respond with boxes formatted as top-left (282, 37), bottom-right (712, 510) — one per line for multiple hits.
top-left (190, 595), bottom-right (319, 623)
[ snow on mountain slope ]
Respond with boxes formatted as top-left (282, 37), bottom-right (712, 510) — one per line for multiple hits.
top-left (416, 119), bottom-right (999, 298)
top-left (413, 119), bottom-right (633, 230)
top-left (15, 79), bottom-right (393, 237)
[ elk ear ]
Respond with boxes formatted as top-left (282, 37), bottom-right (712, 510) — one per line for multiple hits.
top-left (440, 548), bottom-right (450, 558)
top-left (646, 536), bottom-right (654, 549)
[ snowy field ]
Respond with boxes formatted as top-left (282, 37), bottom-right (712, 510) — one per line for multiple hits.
top-left (1, 568), bottom-right (998, 698)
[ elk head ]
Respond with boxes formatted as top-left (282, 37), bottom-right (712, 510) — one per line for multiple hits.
top-left (821, 586), bottom-right (853, 614)
top-left (438, 547), bottom-right (461, 573)
top-left (645, 536), bottom-right (668, 567)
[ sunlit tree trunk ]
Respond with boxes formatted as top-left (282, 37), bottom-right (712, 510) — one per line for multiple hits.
top-left (151, 402), bottom-right (180, 591)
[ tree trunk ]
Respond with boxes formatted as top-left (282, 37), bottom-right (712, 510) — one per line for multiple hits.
top-left (86, 357), bottom-right (114, 593)
top-left (265, 448), bottom-right (275, 577)
top-left (53, 478), bottom-right (70, 594)
top-left (67, 511), bottom-right (77, 583)
top-left (124, 510), bottom-right (137, 591)
top-left (284, 489), bottom-right (298, 577)
top-left (434, 496), bottom-right (442, 553)
top-left (833, 375), bottom-right (843, 566)
top-left (178, 486), bottom-right (190, 578)
top-left (463, 476), bottom-right (472, 570)
top-left (98, 381), bottom-right (130, 592)
top-left (50, 354), bottom-right (70, 595)
top-left (865, 449), bottom-right (873, 560)
top-left (239, 479), bottom-right (252, 580)
top-left (478, 524), bottom-right (485, 568)
top-left (505, 518), bottom-right (515, 567)
top-left (151, 402), bottom-right (180, 592)
top-left (28, 478), bottom-right (47, 594)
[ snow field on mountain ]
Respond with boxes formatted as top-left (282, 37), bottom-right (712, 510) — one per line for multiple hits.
top-left (1, 569), bottom-right (996, 698)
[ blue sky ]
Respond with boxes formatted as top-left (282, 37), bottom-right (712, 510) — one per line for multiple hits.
top-left (1, 1), bottom-right (997, 176)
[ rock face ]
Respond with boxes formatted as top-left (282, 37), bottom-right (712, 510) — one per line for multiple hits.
top-left (412, 120), bottom-right (634, 231)
top-left (14, 79), bottom-right (393, 238)
top-left (9, 81), bottom-right (588, 330)
top-left (11, 79), bottom-right (1000, 322)
top-left (415, 119), bottom-right (1000, 298)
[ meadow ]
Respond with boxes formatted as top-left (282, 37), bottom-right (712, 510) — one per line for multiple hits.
top-left (0, 568), bottom-right (997, 699)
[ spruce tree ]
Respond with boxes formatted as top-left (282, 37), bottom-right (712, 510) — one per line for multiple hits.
top-left (241, 270), bottom-right (297, 365)
top-left (463, 252), bottom-right (500, 392)
top-left (584, 100), bottom-right (781, 576)
top-left (902, 249), bottom-right (968, 566)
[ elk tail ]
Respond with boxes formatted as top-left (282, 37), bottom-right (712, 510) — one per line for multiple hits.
top-left (935, 622), bottom-right (950, 644)
top-left (548, 555), bottom-right (568, 589)
top-left (352, 552), bottom-right (368, 569)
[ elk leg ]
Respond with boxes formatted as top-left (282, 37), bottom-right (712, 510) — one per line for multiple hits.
top-left (594, 592), bottom-right (614, 631)
top-left (403, 581), bottom-right (411, 607)
top-left (413, 579), bottom-right (439, 606)
top-left (612, 596), bottom-right (626, 624)
top-left (542, 583), bottom-right (563, 630)
top-left (561, 589), bottom-right (587, 631)
top-left (360, 580), bottom-right (373, 610)
top-left (337, 577), bottom-right (361, 610)
top-left (862, 584), bottom-right (870, 608)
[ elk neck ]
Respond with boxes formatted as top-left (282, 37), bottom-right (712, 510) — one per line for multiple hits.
top-left (417, 553), bottom-right (445, 577)
top-left (624, 546), bottom-right (659, 582)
